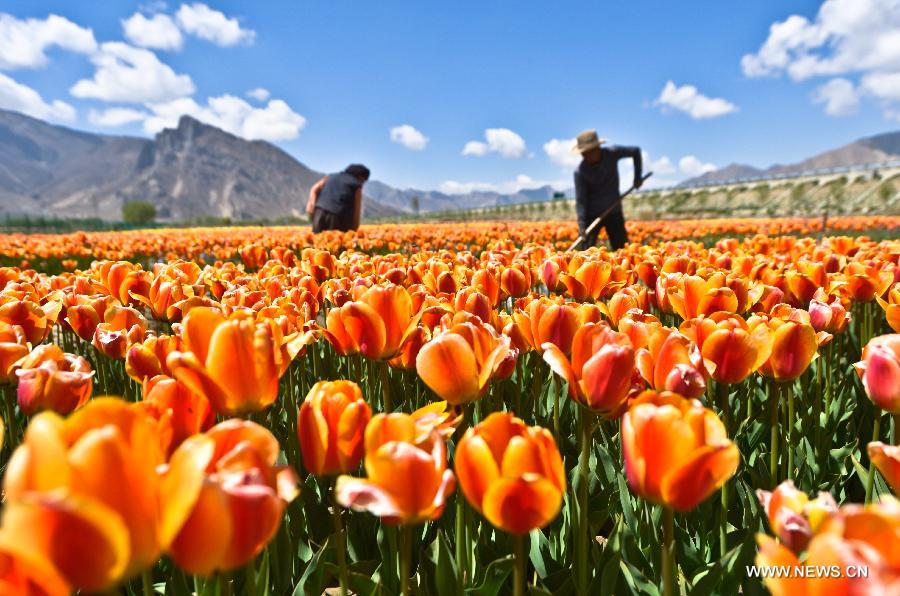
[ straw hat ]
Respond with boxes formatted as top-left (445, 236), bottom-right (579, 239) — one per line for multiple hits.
top-left (571, 129), bottom-right (606, 154)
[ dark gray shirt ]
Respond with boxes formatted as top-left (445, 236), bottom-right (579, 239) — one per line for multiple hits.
top-left (315, 171), bottom-right (361, 216)
top-left (574, 146), bottom-right (642, 222)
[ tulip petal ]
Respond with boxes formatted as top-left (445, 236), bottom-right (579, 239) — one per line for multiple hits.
top-left (482, 477), bottom-right (563, 535)
top-left (661, 443), bottom-right (739, 512)
top-left (2, 491), bottom-right (131, 593)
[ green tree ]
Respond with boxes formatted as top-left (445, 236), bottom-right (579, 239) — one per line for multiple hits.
top-left (122, 200), bottom-right (157, 225)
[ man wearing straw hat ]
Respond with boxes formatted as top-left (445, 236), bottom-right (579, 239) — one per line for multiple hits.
top-left (572, 129), bottom-right (642, 250)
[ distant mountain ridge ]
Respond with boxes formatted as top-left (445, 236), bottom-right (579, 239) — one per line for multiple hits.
top-left (682, 130), bottom-right (900, 186)
top-left (0, 109), bottom-right (563, 221)
top-left (0, 109), bottom-right (402, 221)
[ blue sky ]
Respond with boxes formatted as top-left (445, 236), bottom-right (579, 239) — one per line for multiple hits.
top-left (1, 1), bottom-right (898, 192)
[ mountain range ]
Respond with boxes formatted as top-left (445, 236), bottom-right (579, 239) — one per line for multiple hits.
top-left (1, 107), bottom-right (898, 221)
top-left (682, 130), bottom-right (900, 186)
top-left (0, 109), bottom-right (561, 221)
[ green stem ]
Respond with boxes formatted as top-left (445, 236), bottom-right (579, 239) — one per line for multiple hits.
top-left (894, 413), bottom-right (900, 445)
top-left (769, 382), bottom-right (780, 488)
top-left (141, 569), bottom-right (154, 596)
top-left (332, 480), bottom-right (348, 596)
top-left (552, 372), bottom-right (560, 439)
top-left (380, 359), bottom-right (392, 413)
top-left (716, 381), bottom-right (731, 435)
top-left (3, 384), bottom-right (17, 454)
top-left (454, 406), bottom-right (470, 590)
top-left (866, 413), bottom-right (882, 504)
top-left (400, 525), bottom-right (412, 596)
top-left (787, 382), bottom-right (795, 481)
top-left (576, 408), bottom-right (593, 595)
top-left (662, 507), bottom-right (675, 596)
top-left (244, 560), bottom-right (257, 595)
top-left (513, 533), bottom-right (525, 596)
top-left (824, 342), bottom-right (833, 420)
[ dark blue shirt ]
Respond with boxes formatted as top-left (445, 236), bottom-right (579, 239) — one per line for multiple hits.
top-left (315, 171), bottom-right (361, 216)
top-left (574, 146), bottom-right (642, 222)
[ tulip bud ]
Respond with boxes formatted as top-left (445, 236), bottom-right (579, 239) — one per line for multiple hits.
top-left (455, 412), bottom-right (565, 534)
top-left (15, 348), bottom-right (93, 416)
top-left (622, 391), bottom-right (739, 511)
top-left (298, 380), bottom-right (371, 477)
top-left (854, 335), bottom-right (900, 413)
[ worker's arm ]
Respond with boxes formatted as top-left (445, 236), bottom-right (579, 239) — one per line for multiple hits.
top-left (613, 146), bottom-right (643, 188)
top-left (306, 176), bottom-right (327, 215)
top-left (351, 187), bottom-right (362, 230)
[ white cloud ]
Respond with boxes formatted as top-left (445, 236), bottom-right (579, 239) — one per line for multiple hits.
top-left (461, 141), bottom-right (488, 156)
top-left (462, 128), bottom-right (527, 158)
top-left (122, 12), bottom-right (183, 51)
top-left (70, 42), bottom-right (195, 103)
top-left (390, 124), bottom-right (428, 150)
top-left (0, 72), bottom-right (75, 121)
top-left (543, 138), bottom-right (580, 168)
top-left (678, 155), bottom-right (717, 177)
top-left (655, 81), bottom-right (738, 119)
top-left (742, 0), bottom-right (900, 118)
top-left (861, 71), bottom-right (900, 102)
top-left (143, 94), bottom-right (306, 141)
top-left (647, 153), bottom-right (677, 177)
top-left (175, 3), bottom-right (255, 47)
top-left (440, 174), bottom-right (566, 195)
top-left (812, 78), bottom-right (860, 116)
top-left (742, 0), bottom-right (900, 81)
top-left (0, 13), bottom-right (97, 70)
top-left (88, 107), bottom-right (149, 127)
top-left (246, 87), bottom-right (270, 102)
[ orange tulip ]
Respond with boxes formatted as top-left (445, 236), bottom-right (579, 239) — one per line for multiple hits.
top-left (91, 305), bottom-right (147, 360)
top-left (0, 531), bottom-right (70, 595)
top-left (606, 286), bottom-right (650, 328)
top-left (167, 307), bottom-right (295, 415)
top-left (336, 413), bottom-right (455, 525)
top-left (635, 327), bottom-right (706, 398)
top-left (878, 282), bottom-right (900, 333)
top-left (843, 262), bottom-right (893, 303)
top-left (139, 375), bottom-right (215, 454)
top-left (0, 323), bottom-right (28, 384)
top-left (750, 316), bottom-right (819, 381)
top-left (3, 398), bottom-right (209, 591)
top-left (415, 318), bottom-right (510, 405)
top-left (560, 259), bottom-right (626, 302)
top-left (298, 380), bottom-right (372, 476)
top-left (322, 283), bottom-right (419, 360)
top-left (622, 391), bottom-right (739, 511)
top-left (756, 480), bottom-right (837, 553)
top-left (125, 334), bottom-right (182, 381)
top-left (666, 273), bottom-right (740, 321)
top-left (15, 345), bottom-right (93, 416)
top-left (168, 420), bottom-right (299, 576)
top-left (511, 298), bottom-right (580, 354)
top-left (809, 291), bottom-right (852, 334)
top-left (542, 322), bottom-right (635, 417)
top-left (455, 412), bottom-right (565, 534)
top-left (854, 334), bottom-right (900, 413)
top-left (869, 442), bottom-right (900, 495)
top-left (683, 314), bottom-right (774, 384)
top-left (755, 497), bottom-right (900, 596)
top-left (0, 300), bottom-right (60, 346)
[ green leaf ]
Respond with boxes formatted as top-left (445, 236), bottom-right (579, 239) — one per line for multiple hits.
top-left (436, 530), bottom-right (461, 596)
top-left (466, 555), bottom-right (513, 596)
top-left (293, 541), bottom-right (327, 596)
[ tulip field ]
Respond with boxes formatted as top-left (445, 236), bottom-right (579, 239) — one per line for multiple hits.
top-left (0, 215), bottom-right (898, 596)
